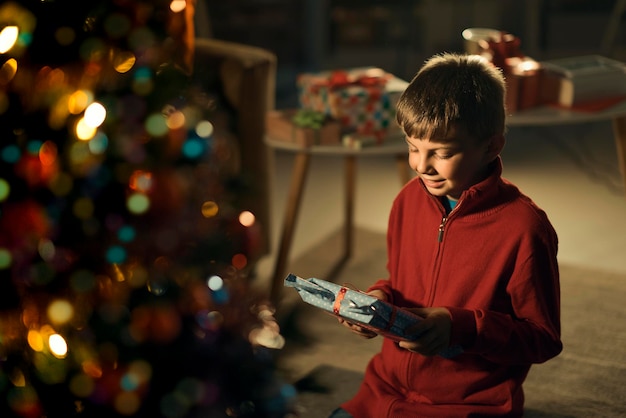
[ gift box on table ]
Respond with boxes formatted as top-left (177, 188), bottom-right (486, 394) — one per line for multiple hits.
top-left (284, 273), bottom-right (463, 358)
top-left (296, 68), bottom-right (406, 142)
top-left (266, 109), bottom-right (342, 147)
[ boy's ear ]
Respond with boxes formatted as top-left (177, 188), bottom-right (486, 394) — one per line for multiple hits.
top-left (486, 134), bottom-right (505, 160)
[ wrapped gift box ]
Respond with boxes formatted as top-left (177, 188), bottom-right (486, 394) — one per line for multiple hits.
top-left (284, 273), bottom-right (463, 358)
top-left (296, 68), bottom-right (406, 142)
top-left (266, 109), bottom-right (342, 147)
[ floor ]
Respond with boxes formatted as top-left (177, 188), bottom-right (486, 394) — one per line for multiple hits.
top-left (255, 119), bottom-right (626, 292)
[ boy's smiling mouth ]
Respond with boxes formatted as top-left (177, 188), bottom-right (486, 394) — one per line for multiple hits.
top-left (421, 178), bottom-right (445, 188)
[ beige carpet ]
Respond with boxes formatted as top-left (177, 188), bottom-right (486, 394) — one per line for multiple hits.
top-left (276, 228), bottom-right (626, 418)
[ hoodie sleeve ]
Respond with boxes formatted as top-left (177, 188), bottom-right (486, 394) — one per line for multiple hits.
top-left (447, 226), bottom-right (562, 365)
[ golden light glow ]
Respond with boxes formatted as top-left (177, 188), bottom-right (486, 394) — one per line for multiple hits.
top-left (9, 369), bottom-right (26, 387)
top-left (201, 201), bottom-right (219, 218)
top-left (0, 26), bottom-right (18, 54)
top-left (48, 299), bottom-right (74, 325)
top-left (170, 0), bottom-right (187, 13)
top-left (239, 210), bottom-right (255, 227)
top-left (195, 120), bottom-right (214, 138)
top-left (166, 110), bottom-right (185, 130)
top-left (68, 90), bottom-right (91, 114)
top-left (0, 58), bottom-right (18, 85)
top-left (112, 51), bottom-right (136, 73)
top-left (48, 333), bottom-right (68, 358)
top-left (84, 102), bottom-right (106, 128)
top-left (27, 329), bottom-right (45, 352)
top-left (76, 117), bottom-right (97, 140)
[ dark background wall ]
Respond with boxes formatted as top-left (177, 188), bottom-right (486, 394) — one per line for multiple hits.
top-left (203, 0), bottom-right (625, 107)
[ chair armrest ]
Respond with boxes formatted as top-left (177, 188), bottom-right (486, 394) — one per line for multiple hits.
top-left (191, 38), bottom-right (277, 260)
top-left (193, 38), bottom-right (276, 110)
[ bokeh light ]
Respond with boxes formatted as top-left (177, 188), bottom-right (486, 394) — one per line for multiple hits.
top-left (2, 144), bottom-right (20, 163)
top-left (170, 0), bottom-right (187, 13)
top-left (129, 170), bottom-right (153, 193)
top-left (0, 0), bottom-right (292, 415)
top-left (232, 253), bottom-right (247, 270)
top-left (0, 248), bottom-right (11, 269)
top-left (0, 26), bottom-right (18, 53)
top-left (84, 102), bottom-right (106, 128)
top-left (68, 90), bottom-right (91, 115)
top-left (48, 334), bottom-right (68, 358)
top-left (166, 110), bottom-right (185, 130)
top-left (195, 120), bottom-right (214, 138)
top-left (47, 299), bottom-right (74, 325)
top-left (126, 193), bottom-right (150, 214)
top-left (27, 330), bottom-right (45, 352)
top-left (38, 239), bottom-right (56, 261)
top-left (118, 225), bottom-right (136, 242)
top-left (0, 178), bottom-right (10, 201)
top-left (39, 141), bottom-right (57, 166)
top-left (238, 210), bottom-right (255, 227)
top-left (145, 113), bottom-right (168, 137)
top-left (106, 245), bottom-right (127, 264)
top-left (88, 131), bottom-right (109, 154)
top-left (75, 118), bottom-right (98, 141)
top-left (206, 275), bottom-right (223, 291)
top-left (113, 51), bottom-right (136, 73)
top-left (182, 137), bottom-right (205, 159)
top-left (0, 58), bottom-right (18, 84)
top-left (201, 201), bottom-right (218, 218)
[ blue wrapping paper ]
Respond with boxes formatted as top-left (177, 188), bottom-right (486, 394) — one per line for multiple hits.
top-left (284, 273), bottom-right (464, 358)
top-left (284, 273), bottom-right (421, 342)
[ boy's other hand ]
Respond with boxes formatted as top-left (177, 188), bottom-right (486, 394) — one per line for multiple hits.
top-left (337, 317), bottom-right (378, 339)
top-left (337, 289), bottom-right (387, 339)
top-left (398, 307), bottom-right (452, 356)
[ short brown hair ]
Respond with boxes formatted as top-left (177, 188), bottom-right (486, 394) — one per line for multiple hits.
top-left (396, 53), bottom-right (506, 142)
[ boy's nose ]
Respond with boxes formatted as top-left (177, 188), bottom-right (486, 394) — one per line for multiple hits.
top-left (413, 155), bottom-right (432, 174)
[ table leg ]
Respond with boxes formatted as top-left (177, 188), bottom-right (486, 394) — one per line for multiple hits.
top-left (344, 155), bottom-right (356, 260)
top-left (270, 152), bottom-right (311, 304)
top-left (611, 116), bottom-right (626, 195)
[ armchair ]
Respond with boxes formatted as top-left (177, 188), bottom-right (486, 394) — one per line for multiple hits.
top-left (190, 38), bottom-right (277, 266)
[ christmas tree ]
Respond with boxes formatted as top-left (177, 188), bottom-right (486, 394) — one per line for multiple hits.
top-left (0, 1), bottom-right (294, 416)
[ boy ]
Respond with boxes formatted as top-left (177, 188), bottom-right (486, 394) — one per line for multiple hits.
top-left (330, 53), bottom-right (562, 417)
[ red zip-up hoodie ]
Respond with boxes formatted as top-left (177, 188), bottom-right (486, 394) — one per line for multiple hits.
top-left (342, 158), bottom-right (562, 417)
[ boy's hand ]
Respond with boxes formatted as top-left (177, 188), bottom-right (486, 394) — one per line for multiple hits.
top-left (337, 289), bottom-right (387, 339)
top-left (398, 307), bottom-right (452, 356)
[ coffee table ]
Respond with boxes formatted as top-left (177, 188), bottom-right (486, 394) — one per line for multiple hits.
top-left (507, 102), bottom-right (626, 192)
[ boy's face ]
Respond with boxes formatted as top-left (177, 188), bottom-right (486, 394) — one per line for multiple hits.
top-left (406, 125), bottom-right (501, 200)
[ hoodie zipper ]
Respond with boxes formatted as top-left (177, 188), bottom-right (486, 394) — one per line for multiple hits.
top-left (437, 216), bottom-right (447, 242)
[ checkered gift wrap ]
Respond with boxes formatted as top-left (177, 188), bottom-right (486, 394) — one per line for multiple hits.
top-left (284, 273), bottom-right (464, 358)
top-left (330, 86), bottom-right (394, 138)
top-left (296, 68), bottom-right (404, 141)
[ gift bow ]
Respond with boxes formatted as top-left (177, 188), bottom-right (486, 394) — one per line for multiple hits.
top-left (307, 69), bottom-right (390, 94)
